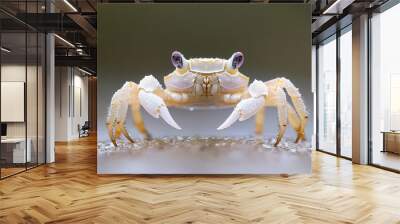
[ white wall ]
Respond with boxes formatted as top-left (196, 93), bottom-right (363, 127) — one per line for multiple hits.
top-left (55, 67), bottom-right (69, 141)
top-left (1, 65), bottom-right (39, 138)
top-left (71, 72), bottom-right (89, 138)
top-left (1, 65), bottom-right (27, 139)
top-left (55, 67), bottom-right (89, 141)
top-left (1, 63), bottom-right (46, 164)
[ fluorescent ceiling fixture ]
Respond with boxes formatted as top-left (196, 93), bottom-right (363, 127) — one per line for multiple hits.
top-left (323, 0), bottom-right (342, 14)
top-left (54, 34), bottom-right (75, 48)
top-left (78, 67), bottom-right (92, 76)
top-left (63, 0), bottom-right (78, 12)
top-left (323, 0), bottom-right (354, 14)
top-left (1, 47), bottom-right (11, 53)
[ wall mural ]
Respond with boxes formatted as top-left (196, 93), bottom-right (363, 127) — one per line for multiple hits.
top-left (107, 51), bottom-right (308, 147)
top-left (97, 4), bottom-right (312, 174)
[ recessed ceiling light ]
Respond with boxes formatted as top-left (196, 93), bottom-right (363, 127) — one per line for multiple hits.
top-left (1, 47), bottom-right (11, 53)
top-left (63, 0), bottom-right (78, 12)
top-left (78, 67), bottom-right (93, 76)
top-left (322, 0), bottom-right (354, 15)
top-left (54, 34), bottom-right (75, 48)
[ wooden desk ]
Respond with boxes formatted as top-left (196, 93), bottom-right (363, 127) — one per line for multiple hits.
top-left (382, 131), bottom-right (400, 154)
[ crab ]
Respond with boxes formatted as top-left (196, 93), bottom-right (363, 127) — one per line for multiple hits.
top-left (107, 51), bottom-right (308, 147)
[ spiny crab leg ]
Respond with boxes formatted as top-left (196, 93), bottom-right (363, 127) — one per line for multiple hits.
top-left (218, 77), bottom-right (308, 146)
top-left (107, 76), bottom-right (181, 147)
top-left (217, 80), bottom-right (267, 130)
top-left (107, 83), bottom-right (135, 146)
top-left (278, 78), bottom-right (308, 142)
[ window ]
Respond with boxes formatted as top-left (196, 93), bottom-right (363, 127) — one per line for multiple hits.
top-left (317, 35), bottom-right (337, 154)
top-left (370, 3), bottom-right (400, 171)
top-left (339, 28), bottom-right (352, 158)
top-left (316, 25), bottom-right (353, 159)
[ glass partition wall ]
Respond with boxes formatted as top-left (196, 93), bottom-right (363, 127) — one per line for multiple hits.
top-left (316, 26), bottom-right (352, 159)
top-left (0, 5), bottom-right (46, 179)
top-left (370, 3), bottom-right (400, 171)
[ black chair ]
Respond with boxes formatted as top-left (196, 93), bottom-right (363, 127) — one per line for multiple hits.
top-left (78, 121), bottom-right (90, 138)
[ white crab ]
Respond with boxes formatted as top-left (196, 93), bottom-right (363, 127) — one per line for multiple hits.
top-left (107, 51), bottom-right (308, 147)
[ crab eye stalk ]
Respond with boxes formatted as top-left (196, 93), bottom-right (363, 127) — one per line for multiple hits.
top-left (171, 51), bottom-right (188, 70)
top-left (227, 52), bottom-right (244, 70)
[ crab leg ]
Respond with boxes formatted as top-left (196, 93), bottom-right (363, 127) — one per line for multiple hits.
top-left (113, 99), bottom-right (136, 143)
top-left (255, 107), bottom-right (265, 135)
top-left (107, 82), bottom-right (135, 146)
top-left (274, 87), bottom-right (288, 146)
top-left (287, 104), bottom-right (303, 143)
top-left (255, 103), bottom-right (300, 144)
top-left (279, 78), bottom-right (308, 141)
top-left (117, 104), bottom-right (135, 143)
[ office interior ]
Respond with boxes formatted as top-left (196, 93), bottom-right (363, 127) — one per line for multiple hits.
top-left (0, 0), bottom-right (97, 178)
top-left (0, 0), bottom-right (400, 222)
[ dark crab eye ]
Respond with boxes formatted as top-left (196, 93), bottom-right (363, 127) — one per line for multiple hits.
top-left (230, 52), bottom-right (244, 69)
top-left (171, 51), bottom-right (185, 69)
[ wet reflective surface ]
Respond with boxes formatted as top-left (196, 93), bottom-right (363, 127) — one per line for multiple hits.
top-left (98, 136), bottom-right (312, 153)
top-left (98, 137), bottom-right (311, 174)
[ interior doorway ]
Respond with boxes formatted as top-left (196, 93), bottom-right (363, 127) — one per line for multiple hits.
top-left (54, 67), bottom-right (96, 145)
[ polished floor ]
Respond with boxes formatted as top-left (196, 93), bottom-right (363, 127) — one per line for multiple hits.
top-left (372, 150), bottom-right (400, 171)
top-left (1, 136), bottom-right (400, 223)
top-left (1, 167), bottom-right (26, 178)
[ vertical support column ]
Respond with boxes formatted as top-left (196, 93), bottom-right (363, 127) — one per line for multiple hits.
top-left (46, 34), bottom-right (55, 163)
top-left (352, 14), bottom-right (369, 164)
top-left (46, 1), bottom-right (55, 163)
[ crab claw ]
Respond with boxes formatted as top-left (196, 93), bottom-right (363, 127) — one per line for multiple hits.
top-left (138, 75), bottom-right (181, 130)
top-left (217, 80), bottom-right (267, 130)
top-left (217, 97), bottom-right (265, 130)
